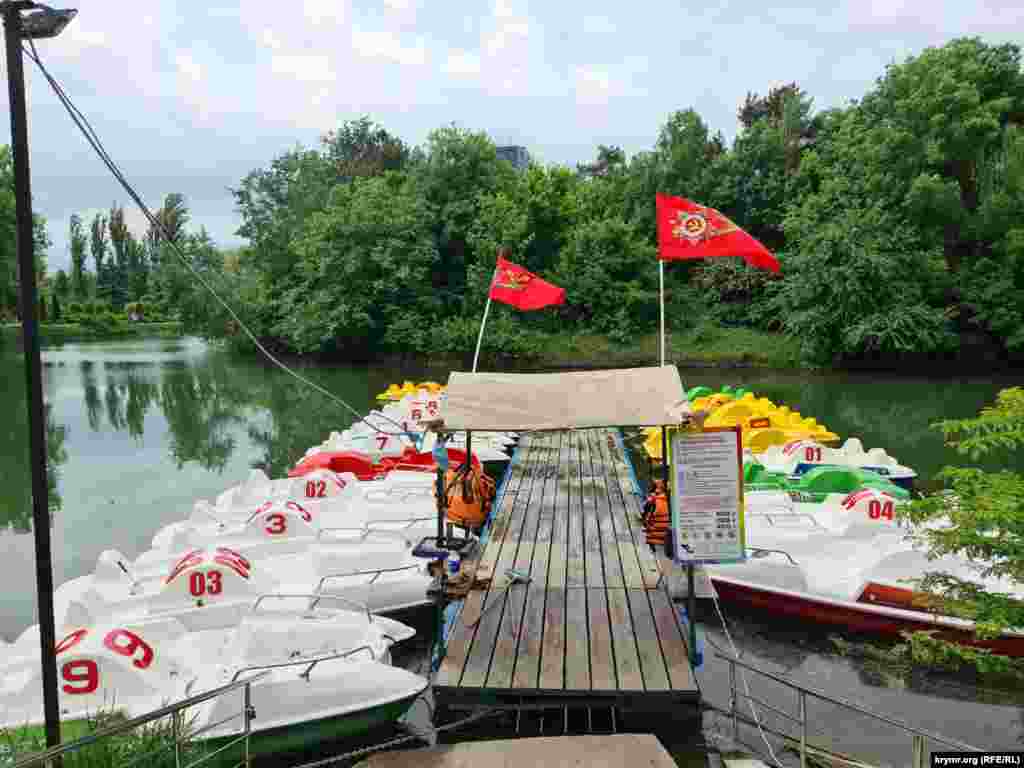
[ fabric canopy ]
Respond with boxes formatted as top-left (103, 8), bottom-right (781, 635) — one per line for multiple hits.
top-left (441, 366), bottom-right (691, 431)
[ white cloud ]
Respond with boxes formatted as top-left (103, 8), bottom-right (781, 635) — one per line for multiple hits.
top-left (303, 0), bottom-right (346, 26)
top-left (351, 28), bottom-right (427, 67)
top-left (575, 66), bottom-right (613, 106)
top-left (270, 53), bottom-right (336, 84)
top-left (261, 29), bottom-right (283, 51)
top-left (444, 49), bottom-right (481, 77)
top-left (382, 0), bottom-right (420, 26)
top-left (175, 52), bottom-right (203, 83)
top-left (483, 0), bottom-right (530, 57)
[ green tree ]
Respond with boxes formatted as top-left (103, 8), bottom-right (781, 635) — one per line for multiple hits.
top-left (108, 203), bottom-right (130, 308)
top-left (904, 387), bottom-right (1024, 645)
top-left (0, 147), bottom-right (50, 315)
top-left (322, 116), bottom-right (411, 181)
top-left (90, 212), bottom-right (108, 299)
top-left (232, 148), bottom-right (335, 287)
top-left (273, 173), bottom-right (438, 357)
top-left (69, 213), bottom-right (88, 298)
top-left (416, 125), bottom-right (516, 309)
top-left (51, 291), bottom-right (61, 322)
top-left (577, 144), bottom-right (626, 178)
top-left (127, 231), bottom-right (148, 300)
top-left (53, 269), bottom-right (70, 298)
top-left (774, 203), bottom-right (954, 363)
top-left (865, 38), bottom-right (1024, 275)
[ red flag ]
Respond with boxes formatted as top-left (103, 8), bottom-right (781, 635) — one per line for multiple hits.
top-left (656, 193), bottom-right (780, 273)
top-left (488, 256), bottom-right (566, 310)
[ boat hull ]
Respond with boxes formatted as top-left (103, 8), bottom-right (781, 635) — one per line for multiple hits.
top-left (709, 575), bottom-right (1024, 657)
top-left (197, 691), bottom-right (420, 764)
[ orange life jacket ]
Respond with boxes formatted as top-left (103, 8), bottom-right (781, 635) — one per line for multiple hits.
top-left (438, 466), bottom-right (496, 530)
top-left (644, 491), bottom-right (671, 546)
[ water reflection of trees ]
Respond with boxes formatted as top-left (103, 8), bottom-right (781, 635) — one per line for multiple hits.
top-left (0, 398), bottom-right (68, 532)
top-left (159, 358), bottom-right (249, 473)
top-left (80, 357), bottom-right (251, 474)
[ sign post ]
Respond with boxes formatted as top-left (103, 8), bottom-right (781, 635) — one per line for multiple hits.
top-left (666, 426), bottom-right (746, 663)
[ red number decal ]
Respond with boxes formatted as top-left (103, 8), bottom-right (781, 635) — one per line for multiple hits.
top-left (427, 401), bottom-right (438, 415)
top-left (103, 629), bottom-right (154, 670)
top-left (376, 436), bottom-right (388, 450)
top-left (804, 446), bottom-right (822, 462)
top-left (304, 481), bottom-right (326, 499)
top-left (265, 513), bottom-right (287, 535)
top-left (867, 500), bottom-right (895, 520)
top-left (189, 570), bottom-right (225, 595)
top-left (56, 629), bottom-right (88, 655)
top-left (61, 660), bottom-right (99, 695)
top-left (411, 409), bottom-right (422, 421)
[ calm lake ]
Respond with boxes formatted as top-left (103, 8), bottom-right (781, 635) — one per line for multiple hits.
top-left (0, 335), bottom-right (1021, 765)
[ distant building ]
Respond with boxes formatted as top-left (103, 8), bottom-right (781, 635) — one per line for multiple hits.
top-left (496, 145), bottom-right (530, 171)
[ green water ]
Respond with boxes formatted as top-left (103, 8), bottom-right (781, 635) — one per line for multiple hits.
top-left (1, 336), bottom-right (1022, 765)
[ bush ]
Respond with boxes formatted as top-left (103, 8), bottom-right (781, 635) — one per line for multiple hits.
top-left (772, 207), bottom-right (956, 364)
top-left (383, 310), bottom-right (546, 362)
top-left (692, 256), bottom-right (782, 329)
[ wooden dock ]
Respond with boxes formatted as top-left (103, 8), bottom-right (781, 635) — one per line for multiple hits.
top-left (356, 734), bottom-right (680, 768)
top-left (435, 428), bottom-right (699, 712)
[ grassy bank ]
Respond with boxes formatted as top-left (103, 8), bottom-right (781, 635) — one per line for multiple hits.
top-left (535, 326), bottom-right (802, 369)
top-left (1, 321), bottom-right (184, 341)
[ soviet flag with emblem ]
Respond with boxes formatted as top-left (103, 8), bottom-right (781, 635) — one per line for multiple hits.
top-left (656, 193), bottom-right (780, 273)
top-left (488, 255), bottom-right (566, 310)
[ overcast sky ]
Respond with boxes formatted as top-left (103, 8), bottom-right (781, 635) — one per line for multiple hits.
top-left (2, 0), bottom-right (1022, 273)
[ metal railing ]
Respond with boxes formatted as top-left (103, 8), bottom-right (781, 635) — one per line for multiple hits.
top-left (315, 563), bottom-right (425, 592)
top-left (715, 651), bottom-right (982, 768)
top-left (250, 593), bottom-right (373, 622)
top-left (316, 527), bottom-right (416, 546)
top-left (228, 645), bottom-right (377, 683)
top-left (11, 672), bottom-right (268, 768)
top-left (747, 547), bottom-right (799, 565)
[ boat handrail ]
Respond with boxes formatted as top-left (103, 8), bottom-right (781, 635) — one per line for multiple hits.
top-left (317, 527), bottom-right (414, 546)
top-left (251, 592), bottom-right (372, 623)
top-left (747, 547), bottom-right (798, 565)
top-left (229, 645), bottom-right (376, 683)
top-left (11, 671), bottom-right (270, 768)
top-left (714, 651), bottom-right (982, 761)
top-left (370, 516), bottom-right (436, 531)
top-left (315, 563), bottom-right (425, 592)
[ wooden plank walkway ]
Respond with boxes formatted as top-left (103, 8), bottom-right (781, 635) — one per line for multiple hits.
top-left (435, 428), bottom-right (699, 711)
top-left (356, 734), bottom-right (680, 768)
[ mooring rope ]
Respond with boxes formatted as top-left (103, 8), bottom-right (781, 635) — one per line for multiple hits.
top-left (286, 707), bottom-right (508, 768)
top-left (23, 40), bottom-right (418, 441)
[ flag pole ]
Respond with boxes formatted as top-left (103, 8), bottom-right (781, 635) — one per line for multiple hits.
top-left (471, 295), bottom-right (492, 374)
top-left (659, 260), bottom-right (666, 367)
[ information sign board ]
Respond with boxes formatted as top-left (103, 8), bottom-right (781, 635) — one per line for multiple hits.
top-left (668, 426), bottom-right (746, 564)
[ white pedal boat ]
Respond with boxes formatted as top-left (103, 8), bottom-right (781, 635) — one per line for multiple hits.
top-left (170, 468), bottom-right (440, 536)
top-left (756, 438), bottom-right (917, 490)
top-left (309, 428), bottom-right (512, 464)
top-left (0, 603), bottom-right (426, 750)
top-left (700, 487), bottom-right (1024, 655)
top-left (33, 520), bottom-right (435, 638)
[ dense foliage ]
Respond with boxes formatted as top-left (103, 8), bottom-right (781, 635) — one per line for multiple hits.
top-left (904, 387), bottom-right (1024, 652)
top-left (5, 38), bottom-right (1024, 366)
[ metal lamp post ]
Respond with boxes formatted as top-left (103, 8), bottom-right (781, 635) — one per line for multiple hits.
top-left (1, 0), bottom-right (77, 752)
